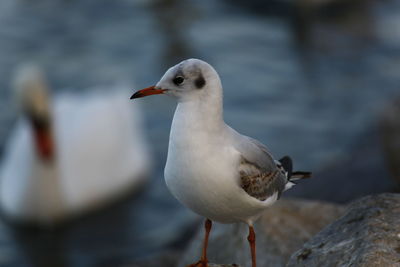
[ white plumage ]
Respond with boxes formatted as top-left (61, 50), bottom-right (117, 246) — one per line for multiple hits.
top-left (164, 100), bottom-right (279, 225)
top-left (131, 59), bottom-right (311, 267)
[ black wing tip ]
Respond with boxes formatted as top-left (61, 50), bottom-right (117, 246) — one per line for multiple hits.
top-left (279, 156), bottom-right (293, 176)
top-left (279, 155), bottom-right (292, 162)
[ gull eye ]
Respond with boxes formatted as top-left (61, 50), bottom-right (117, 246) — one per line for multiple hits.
top-left (173, 76), bottom-right (184, 86)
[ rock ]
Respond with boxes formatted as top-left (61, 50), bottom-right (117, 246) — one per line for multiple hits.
top-left (287, 193), bottom-right (400, 267)
top-left (208, 264), bottom-right (241, 267)
top-left (180, 198), bottom-right (345, 267)
top-left (380, 98), bottom-right (400, 185)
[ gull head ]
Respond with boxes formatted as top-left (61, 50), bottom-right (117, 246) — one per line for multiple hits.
top-left (131, 58), bottom-right (222, 102)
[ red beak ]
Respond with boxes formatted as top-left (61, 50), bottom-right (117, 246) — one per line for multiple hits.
top-left (130, 86), bottom-right (165, 99)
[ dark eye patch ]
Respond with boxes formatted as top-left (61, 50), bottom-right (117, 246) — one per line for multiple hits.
top-left (173, 76), bottom-right (184, 85)
top-left (194, 74), bottom-right (205, 89)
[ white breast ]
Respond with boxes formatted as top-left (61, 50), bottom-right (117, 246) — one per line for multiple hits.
top-left (164, 103), bottom-right (274, 224)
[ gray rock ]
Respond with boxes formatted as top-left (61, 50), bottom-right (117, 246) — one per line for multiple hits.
top-left (208, 265), bottom-right (241, 267)
top-left (180, 198), bottom-right (345, 267)
top-left (287, 193), bottom-right (400, 267)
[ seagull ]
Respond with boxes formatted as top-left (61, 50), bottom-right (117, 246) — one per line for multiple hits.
top-left (0, 64), bottom-right (151, 225)
top-left (131, 59), bottom-right (311, 267)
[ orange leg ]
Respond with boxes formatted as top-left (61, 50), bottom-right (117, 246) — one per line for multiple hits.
top-left (187, 219), bottom-right (212, 267)
top-left (247, 225), bottom-right (256, 267)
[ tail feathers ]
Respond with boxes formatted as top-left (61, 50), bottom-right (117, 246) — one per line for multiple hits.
top-left (290, 171), bottom-right (312, 182)
top-left (278, 155), bottom-right (312, 182)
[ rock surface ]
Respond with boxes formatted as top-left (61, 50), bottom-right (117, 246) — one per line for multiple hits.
top-left (287, 193), bottom-right (400, 267)
top-left (180, 198), bottom-right (345, 267)
top-left (208, 265), bottom-right (241, 267)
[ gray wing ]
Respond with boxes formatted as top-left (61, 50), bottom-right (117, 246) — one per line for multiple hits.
top-left (228, 127), bottom-right (288, 201)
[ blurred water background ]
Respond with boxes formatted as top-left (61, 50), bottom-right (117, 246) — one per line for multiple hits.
top-left (0, 0), bottom-right (399, 266)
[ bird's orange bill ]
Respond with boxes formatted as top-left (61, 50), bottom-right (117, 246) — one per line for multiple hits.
top-left (130, 86), bottom-right (165, 99)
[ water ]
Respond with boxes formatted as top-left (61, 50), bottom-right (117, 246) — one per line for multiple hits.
top-left (0, 0), bottom-right (399, 266)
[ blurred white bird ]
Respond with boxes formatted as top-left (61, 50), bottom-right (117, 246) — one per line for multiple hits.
top-left (0, 65), bottom-right (151, 225)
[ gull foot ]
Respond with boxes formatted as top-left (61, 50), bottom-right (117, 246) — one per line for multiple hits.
top-left (186, 260), bottom-right (208, 267)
